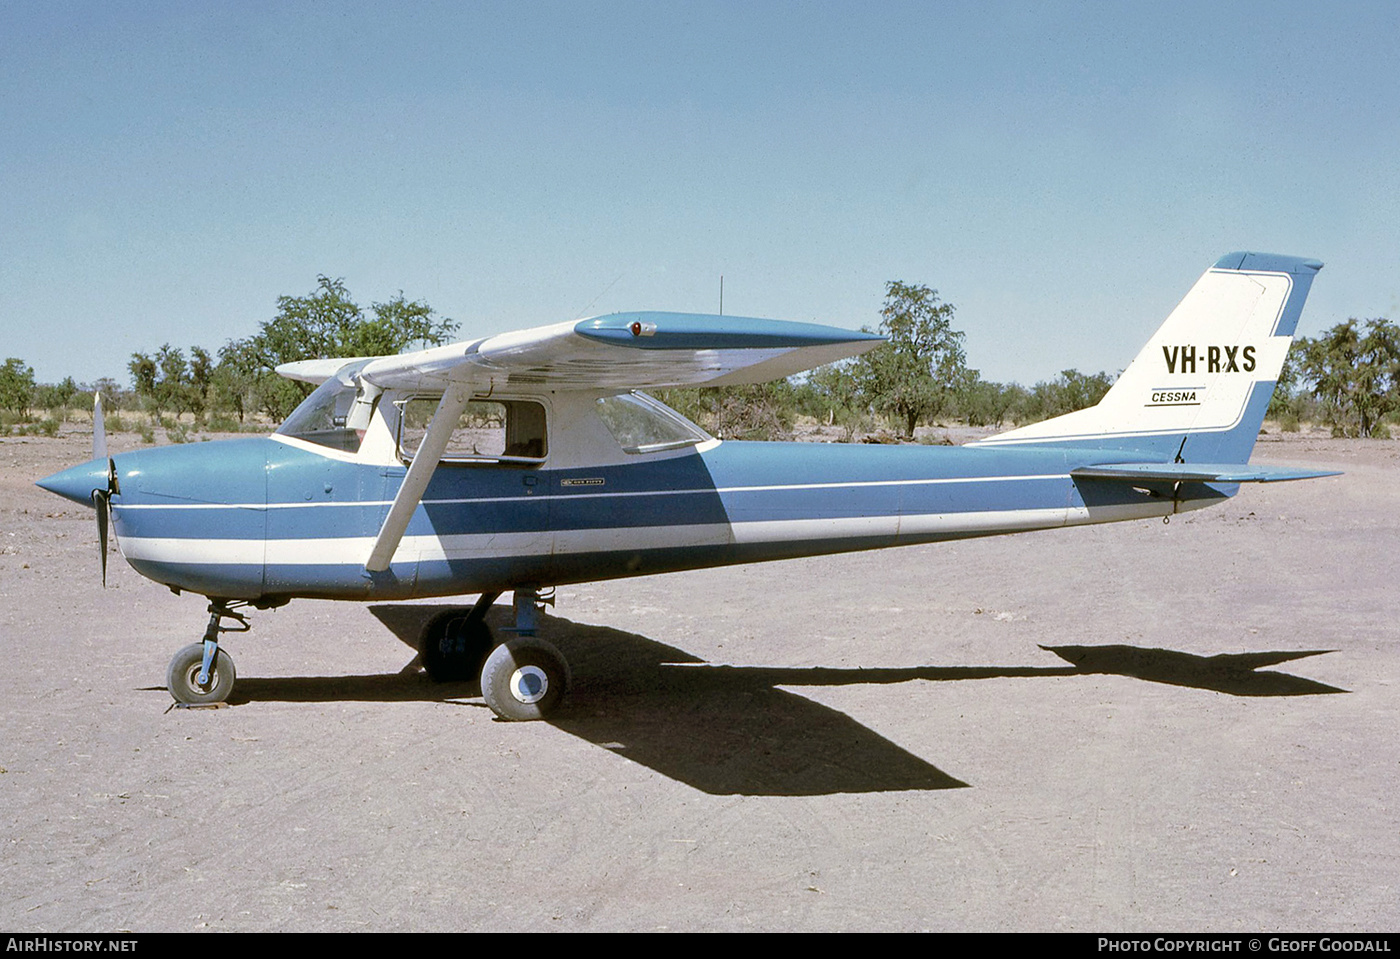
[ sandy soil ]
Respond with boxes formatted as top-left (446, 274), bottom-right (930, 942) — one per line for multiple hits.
top-left (1, 427), bottom-right (1396, 931)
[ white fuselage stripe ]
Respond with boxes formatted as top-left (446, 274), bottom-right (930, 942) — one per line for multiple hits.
top-left (116, 501), bottom-right (1171, 567)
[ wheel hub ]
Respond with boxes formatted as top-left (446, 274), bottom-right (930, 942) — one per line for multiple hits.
top-left (509, 665), bottom-right (548, 704)
top-left (186, 664), bottom-right (215, 693)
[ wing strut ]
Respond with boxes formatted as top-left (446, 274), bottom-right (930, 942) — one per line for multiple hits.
top-left (364, 385), bottom-right (471, 572)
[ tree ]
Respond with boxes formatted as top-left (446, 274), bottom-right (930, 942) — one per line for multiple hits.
top-left (0, 357), bottom-right (37, 417)
top-left (88, 378), bottom-right (126, 410)
top-left (35, 376), bottom-right (78, 412)
top-left (130, 344), bottom-right (205, 418)
top-left (1019, 369), bottom-right (1114, 423)
top-left (854, 281), bottom-right (971, 437)
top-left (240, 275), bottom-right (456, 363)
top-left (221, 276), bottom-right (458, 421)
top-left (188, 346), bottom-right (214, 416)
top-left (1267, 341), bottom-right (1303, 420)
top-left (1296, 318), bottom-right (1400, 437)
top-left (208, 356), bottom-right (253, 424)
top-left (807, 360), bottom-right (860, 418)
top-left (958, 376), bottom-right (1026, 428)
top-left (128, 352), bottom-right (158, 413)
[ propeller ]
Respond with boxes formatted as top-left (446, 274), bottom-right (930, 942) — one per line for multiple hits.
top-left (35, 394), bottom-right (122, 585)
top-left (89, 394), bottom-right (118, 586)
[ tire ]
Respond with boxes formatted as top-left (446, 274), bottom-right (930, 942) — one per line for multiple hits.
top-left (420, 610), bottom-right (495, 683)
top-left (167, 643), bottom-right (236, 705)
top-left (480, 637), bottom-right (569, 721)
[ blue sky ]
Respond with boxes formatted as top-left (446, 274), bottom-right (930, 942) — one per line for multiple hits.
top-left (3, 0), bottom-right (1397, 388)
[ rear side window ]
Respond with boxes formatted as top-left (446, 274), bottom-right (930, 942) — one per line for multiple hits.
top-left (397, 398), bottom-right (547, 464)
top-left (595, 392), bottom-right (710, 454)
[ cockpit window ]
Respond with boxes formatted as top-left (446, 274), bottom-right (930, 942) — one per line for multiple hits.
top-left (595, 392), bottom-right (711, 454)
top-left (276, 360), bottom-right (373, 453)
top-left (397, 397), bottom-right (548, 465)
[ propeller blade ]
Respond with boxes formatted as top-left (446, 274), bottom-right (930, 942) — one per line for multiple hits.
top-left (92, 488), bottom-right (109, 587)
top-left (93, 394), bottom-right (107, 461)
top-left (91, 458), bottom-right (118, 587)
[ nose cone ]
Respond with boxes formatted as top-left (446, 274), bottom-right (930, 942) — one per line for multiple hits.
top-left (36, 457), bottom-right (110, 506)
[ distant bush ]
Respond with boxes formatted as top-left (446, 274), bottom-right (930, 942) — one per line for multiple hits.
top-left (206, 413), bottom-right (241, 433)
top-left (2, 417), bottom-right (61, 437)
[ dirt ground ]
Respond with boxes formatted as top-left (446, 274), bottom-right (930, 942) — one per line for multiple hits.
top-left (1, 427), bottom-right (1395, 932)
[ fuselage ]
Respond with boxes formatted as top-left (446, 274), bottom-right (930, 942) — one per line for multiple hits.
top-left (83, 431), bottom-right (1221, 604)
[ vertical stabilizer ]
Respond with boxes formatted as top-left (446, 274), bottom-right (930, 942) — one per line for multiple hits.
top-left (973, 253), bottom-right (1322, 462)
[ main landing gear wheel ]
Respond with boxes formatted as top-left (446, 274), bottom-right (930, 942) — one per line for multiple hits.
top-left (167, 643), bottom-right (237, 705)
top-left (420, 609), bottom-right (495, 682)
top-left (480, 637), bottom-right (569, 722)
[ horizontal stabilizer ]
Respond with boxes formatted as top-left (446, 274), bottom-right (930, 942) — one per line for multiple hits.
top-left (1072, 462), bottom-right (1341, 484)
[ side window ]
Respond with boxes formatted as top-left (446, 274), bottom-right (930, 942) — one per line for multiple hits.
top-left (397, 398), bottom-right (548, 464)
top-left (595, 392), bottom-right (710, 453)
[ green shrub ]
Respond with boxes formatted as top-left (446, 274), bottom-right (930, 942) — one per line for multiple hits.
top-left (206, 413), bottom-right (241, 433)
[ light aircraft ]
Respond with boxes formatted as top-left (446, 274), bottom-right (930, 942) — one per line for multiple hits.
top-left (38, 252), bottom-right (1336, 720)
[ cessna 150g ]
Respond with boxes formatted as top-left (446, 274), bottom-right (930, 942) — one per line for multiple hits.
top-left (38, 252), bottom-right (1335, 720)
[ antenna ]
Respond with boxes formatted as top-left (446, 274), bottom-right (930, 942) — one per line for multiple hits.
top-left (719, 275), bottom-right (724, 316)
top-left (574, 274), bottom-right (623, 320)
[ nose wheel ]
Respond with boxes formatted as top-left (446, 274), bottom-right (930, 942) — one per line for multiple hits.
top-left (167, 643), bottom-right (237, 705)
top-left (166, 600), bottom-right (250, 705)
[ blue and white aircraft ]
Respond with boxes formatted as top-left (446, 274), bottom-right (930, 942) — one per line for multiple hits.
top-left (38, 252), bottom-right (1335, 720)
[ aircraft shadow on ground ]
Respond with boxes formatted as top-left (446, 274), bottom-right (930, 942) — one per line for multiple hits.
top-left (226, 605), bottom-right (1344, 797)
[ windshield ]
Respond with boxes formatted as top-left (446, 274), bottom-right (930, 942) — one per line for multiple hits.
top-left (276, 359), bottom-right (373, 453)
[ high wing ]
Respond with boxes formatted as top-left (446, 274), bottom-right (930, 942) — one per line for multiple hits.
top-left (276, 311), bottom-right (885, 573)
top-left (306, 312), bottom-right (885, 394)
top-left (275, 356), bottom-right (376, 385)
